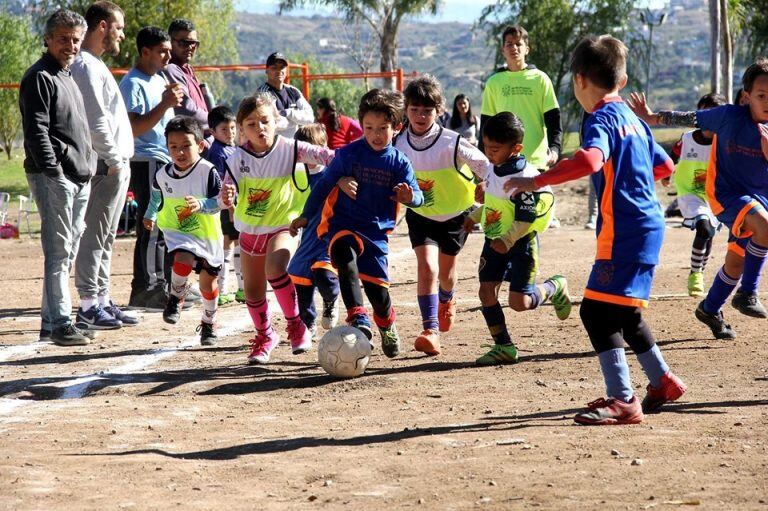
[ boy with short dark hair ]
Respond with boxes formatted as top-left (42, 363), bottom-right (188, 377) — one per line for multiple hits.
top-left (506, 35), bottom-right (686, 425)
top-left (463, 112), bottom-right (570, 366)
top-left (143, 116), bottom-right (223, 345)
top-left (290, 89), bottom-right (423, 358)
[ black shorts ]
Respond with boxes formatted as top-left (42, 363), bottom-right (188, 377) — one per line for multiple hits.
top-left (405, 209), bottom-right (468, 256)
top-left (220, 209), bottom-right (239, 239)
top-left (477, 232), bottom-right (539, 294)
top-left (169, 249), bottom-right (222, 277)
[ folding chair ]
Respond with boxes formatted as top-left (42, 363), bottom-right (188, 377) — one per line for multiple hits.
top-left (0, 192), bottom-right (9, 225)
top-left (18, 195), bottom-right (39, 236)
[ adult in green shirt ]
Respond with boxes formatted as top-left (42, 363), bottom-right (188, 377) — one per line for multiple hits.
top-left (480, 25), bottom-right (562, 171)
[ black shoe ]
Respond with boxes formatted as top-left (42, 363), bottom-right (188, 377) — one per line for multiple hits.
top-left (51, 324), bottom-right (90, 346)
top-left (39, 329), bottom-right (51, 342)
top-left (163, 294), bottom-right (183, 324)
top-left (129, 287), bottom-right (169, 312)
top-left (695, 301), bottom-right (736, 339)
top-left (731, 290), bottom-right (768, 318)
top-left (196, 322), bottom-right (217, 346)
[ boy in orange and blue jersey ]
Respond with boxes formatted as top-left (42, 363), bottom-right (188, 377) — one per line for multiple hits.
top-left (505, 35), bottom-right (686, 425)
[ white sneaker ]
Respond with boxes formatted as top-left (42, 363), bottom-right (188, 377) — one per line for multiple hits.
top-left (321, 300), bottom-right (339, 330)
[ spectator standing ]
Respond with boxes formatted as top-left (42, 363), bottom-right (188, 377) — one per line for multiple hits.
top-left (20, 10), bottom-right (96, 346)
top-left (316, 97), bottom-right (362, 149)
top-left (162, 19), bottom-right (209, 129)
top-left (257, 52), bottom-right (314, 137)
top-left (120, 27), bottom-right (183, 310)
top-left (449, 94), bottom-right (479, 145)
top-left (71, 1), bottom-right (139, 331)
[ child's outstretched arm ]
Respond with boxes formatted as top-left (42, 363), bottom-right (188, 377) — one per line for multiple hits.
top-left (296, 140), bottom-right (335, 167)
top-left (503, 147), bottom-right (605, 193)
top-left (456, 137), bottom-right (492, 180)
top-left (143, 186), bottom-right (161, 230)
top-left (393, 160), bottom-right (424, 207)
top-left (628, 92), bottom-right (696, 127)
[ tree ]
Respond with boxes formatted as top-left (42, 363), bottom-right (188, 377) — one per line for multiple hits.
top-left (709, 0), bottom-right (722, 94)
top-left (476, 0), bottom-right (639, 130)
top-left (333, 15), bottom-right (378, 89)
top-left (0, 11), bottom-right (38, 159)
top-left (279, 0), bottom-right (440, 88)
top-left (720, 0), bottom-right (733, 102)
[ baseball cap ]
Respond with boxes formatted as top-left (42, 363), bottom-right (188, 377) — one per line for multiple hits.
top-left (266, 52), bottom-right (288, 66)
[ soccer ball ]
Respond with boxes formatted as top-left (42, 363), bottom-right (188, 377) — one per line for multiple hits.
top-left (317, 325), bottom-right (372, 378)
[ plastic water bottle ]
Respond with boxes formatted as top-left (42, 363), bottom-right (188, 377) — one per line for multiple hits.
top-left (200, 83), bottom-right (215, 110)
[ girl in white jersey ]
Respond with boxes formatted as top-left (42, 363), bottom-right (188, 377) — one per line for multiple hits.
top-left (221, 93), bottom-right (335, 364)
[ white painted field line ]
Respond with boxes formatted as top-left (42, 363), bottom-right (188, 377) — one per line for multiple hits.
top-left (0, 341), bottom-right (44, 363)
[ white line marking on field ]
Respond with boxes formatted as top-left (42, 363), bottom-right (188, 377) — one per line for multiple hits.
top-left (0, 341), bottom-right (43, 362)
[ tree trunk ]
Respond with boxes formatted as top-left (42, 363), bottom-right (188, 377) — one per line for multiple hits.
top-left (720, 0), bottom-right (733, 102)
top-left (709, 0), bottom-right (722, 94)
top-left (379, 14), bottom-right (397, 89)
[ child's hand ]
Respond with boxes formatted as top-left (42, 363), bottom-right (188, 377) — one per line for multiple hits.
top-left (143, 218), bottom-right (155, 231)
top-left (391, 182), bottom-right (414, 204)
top-left (474, 181), bottom-right (486, 204)
top-left (289, 217), bottom-right (308, 237)
top-left (462, 216), bottom-right (477, 233)
top-left (661, 176), bottom-right (671, 187)
top-left (627, 92), bottom-right (658, 125)
top-left (546, 148), bottom-right (558, 167)
top-left (490, 239), bottom-right (508, 254)
top-left (185, 196), bottom-right (201, 213)
top-left (759, 123), bottom-right (768, 161)
top-left (338, 176), bottom-right (358, 199)
top-left (503, 177), bottom-right (536, 194)
top-left (221, 183), bottom-right (236, 207)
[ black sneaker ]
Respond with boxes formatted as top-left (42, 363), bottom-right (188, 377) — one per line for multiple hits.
top-left (731, 290), bottom-right (768, 318)
top-left (695, 301), bottom-right (736, 339)
top-left (196, 322), bottom-right (217, 346)
top-left (378, 323), bottom-right (401, 358)
top-left (163, 294), bottom-right (183, 324)
top-left (129, 287), bottom-right (169, 312)
top-left (39, 329), bottom-right (51, 342)
top-left (104, 301), bottom-right (140, 326)
top-left (51, 324), bottom-right (90, 346)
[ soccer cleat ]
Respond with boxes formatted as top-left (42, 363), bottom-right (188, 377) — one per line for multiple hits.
top-left (247, 331), bottom-right (280, 364)
top-left (695, 301), bottom-right (736, 339)
top-left (378, 323), bottom-right (401, 358)
top-left (75, 305), bottom-right (122, 331)
top-left (196, 322), bottom-right (218, 346)
top-left (731, 290), bottom-right (768, 318)
top-left (104, 301), bottom-right (139, 326)
top-left (546, 275), bottom-right (572, 320)
top-left (574, 396), bottom-right (644, 425)
top-left (287, 318), bottom-right (312, 354)
top-left (321, 300), bottom-right (339, 330)
top-left (349, 314), bottom-right (373, 341)
top-left (218, 293), bottom-right (235, 306)
top-left (642, 371), bottom-right (687, 413)
top-left (234, 289), bottom-right (246, 303)
top-left (438, 296), bottom-right (456, 333)
top-left (163, 294), bottom-right (184, 324)
top-left (50, 324), bottom-right (90, 346)
top-left (414, 329), bottom-right (441, 356)
top-left (475, 343), bottom-right (518, 366)
top-left (687, 271), bottom-right (705, 297)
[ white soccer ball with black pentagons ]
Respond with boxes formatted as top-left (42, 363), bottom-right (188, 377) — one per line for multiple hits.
top-left (318, 326), bottom-right (372, 378)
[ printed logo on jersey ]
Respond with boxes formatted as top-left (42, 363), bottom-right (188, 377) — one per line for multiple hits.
top-left (417, 178), bottom-right (435, 207)
top-left (595, 260), bottom-right (615, 286)
top-left (175, 205), bottom-right (200, 232)
top-left (164, 182), bottom-right (173, 194)
top-left (484, 208), bottom-right (503, 238)
top-left (239, 158), bottom-right (251, 174)
top-left (518, 192), bottom-right (536, 213)
top-left (246, 188), bottom-right (271, 217)
top-left (693, 168), bottom-right (707, 194)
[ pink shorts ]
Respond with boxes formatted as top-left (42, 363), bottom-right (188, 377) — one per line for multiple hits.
top-left (239, 229), bottom-right (288, 256)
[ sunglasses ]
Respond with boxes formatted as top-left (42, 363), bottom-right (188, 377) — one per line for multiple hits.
top-left (174, 38), bottom-right (200, 48)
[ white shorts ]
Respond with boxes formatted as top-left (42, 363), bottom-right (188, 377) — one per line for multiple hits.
top-left (678, 194), bottom-right (719, 229)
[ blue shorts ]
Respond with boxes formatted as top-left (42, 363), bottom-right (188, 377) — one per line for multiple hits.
top-left (327, 228), bottom-right (389, 287)
top-left (726, 232), bottom-right (750, 257)
top-left (478, 233), bottom-right (539, 294)
top-left (584, 260), bottom-right (656, 308)
top-left (288, 218), bottom-right (335, 286)
top-left (715, 194), bottom-right (767, 239)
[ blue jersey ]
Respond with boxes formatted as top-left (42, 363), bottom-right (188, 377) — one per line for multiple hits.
top-left (301, 138), bottom-right (423, 239)
top-left (697, 104), bottom-right (768, 213)
top-left (206, 139), bottom-right (236, 180)
top-left (583, 98), bottom-right (669, 265)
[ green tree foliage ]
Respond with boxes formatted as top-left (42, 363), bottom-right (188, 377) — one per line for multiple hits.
top-left (476, 0), bottom-right (642, 129)
top-left (0, 11), bottom-right (38, 159)
top-left (734, 0), bottom-right (768, 65)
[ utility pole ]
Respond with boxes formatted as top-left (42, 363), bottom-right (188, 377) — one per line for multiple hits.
top-left (640, 8), bottom-right (668, 99)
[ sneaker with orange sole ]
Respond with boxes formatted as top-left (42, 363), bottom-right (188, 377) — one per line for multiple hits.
top-left (574, 396), bottom-right (644, 425)
top-left (414, 329), bottom-right (441, 355)
top-left (438, 297), bottom-right (456, 332)
top-left (641, 371), bottom-right (687, 413)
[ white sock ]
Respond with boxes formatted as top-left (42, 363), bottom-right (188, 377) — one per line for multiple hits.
top-left (80, 296), bottom-right (98, 311)
top-left (202, 292), bottom-right (218, 324)
top-left (98, 294), bottom-right (111, 307)
top-left (219, 248), bottom-right (233, 294)
top-left (234, 244), bottom-right (243, 290)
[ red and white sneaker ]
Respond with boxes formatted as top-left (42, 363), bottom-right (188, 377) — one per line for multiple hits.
top-left (247, 331), bottom-right (280, 364)
top-left (574, 396), bottom-right (644, 425)
top-left (287, 318), bottom-right (312, 354)
top-left (438, 297), bottom-right (456, 333)
top-left (642, 371), bottom-right (687, 413)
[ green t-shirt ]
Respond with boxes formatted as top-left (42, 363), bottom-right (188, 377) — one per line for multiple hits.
top-left (481, 67), bottom-right (559, 169)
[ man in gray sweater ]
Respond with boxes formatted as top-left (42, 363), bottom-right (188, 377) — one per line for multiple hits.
top-left (20, 9), bottom-right (96, 346)
top-left (71, 1), bottom-right (139, 332)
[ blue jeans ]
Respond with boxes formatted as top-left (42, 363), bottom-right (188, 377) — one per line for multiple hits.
top-left (27, 173), bottom-right (90, 331)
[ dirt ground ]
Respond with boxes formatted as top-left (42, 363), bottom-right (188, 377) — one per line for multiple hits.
top-left (0, 182), bottom-right (766, 510)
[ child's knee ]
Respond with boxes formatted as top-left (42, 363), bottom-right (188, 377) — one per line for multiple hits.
top-left (507, 292), bottom-right (529, 312)
top-left (478, 283), bottom-right (497, 304)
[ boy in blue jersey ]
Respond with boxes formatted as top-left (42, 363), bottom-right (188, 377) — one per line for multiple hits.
top-left (290, 89), bottom-right (423, 358)
top-left (628, 59), bottom-right (768, 340)
top-left (505, 35), bottom-right (686, 425)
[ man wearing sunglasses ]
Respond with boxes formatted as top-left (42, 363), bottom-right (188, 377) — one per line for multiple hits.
top-left (162, 19), bottom-right (209, 130)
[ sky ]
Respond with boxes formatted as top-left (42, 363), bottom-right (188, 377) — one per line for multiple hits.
top-left (237, 0), bottom-right (669, 24)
